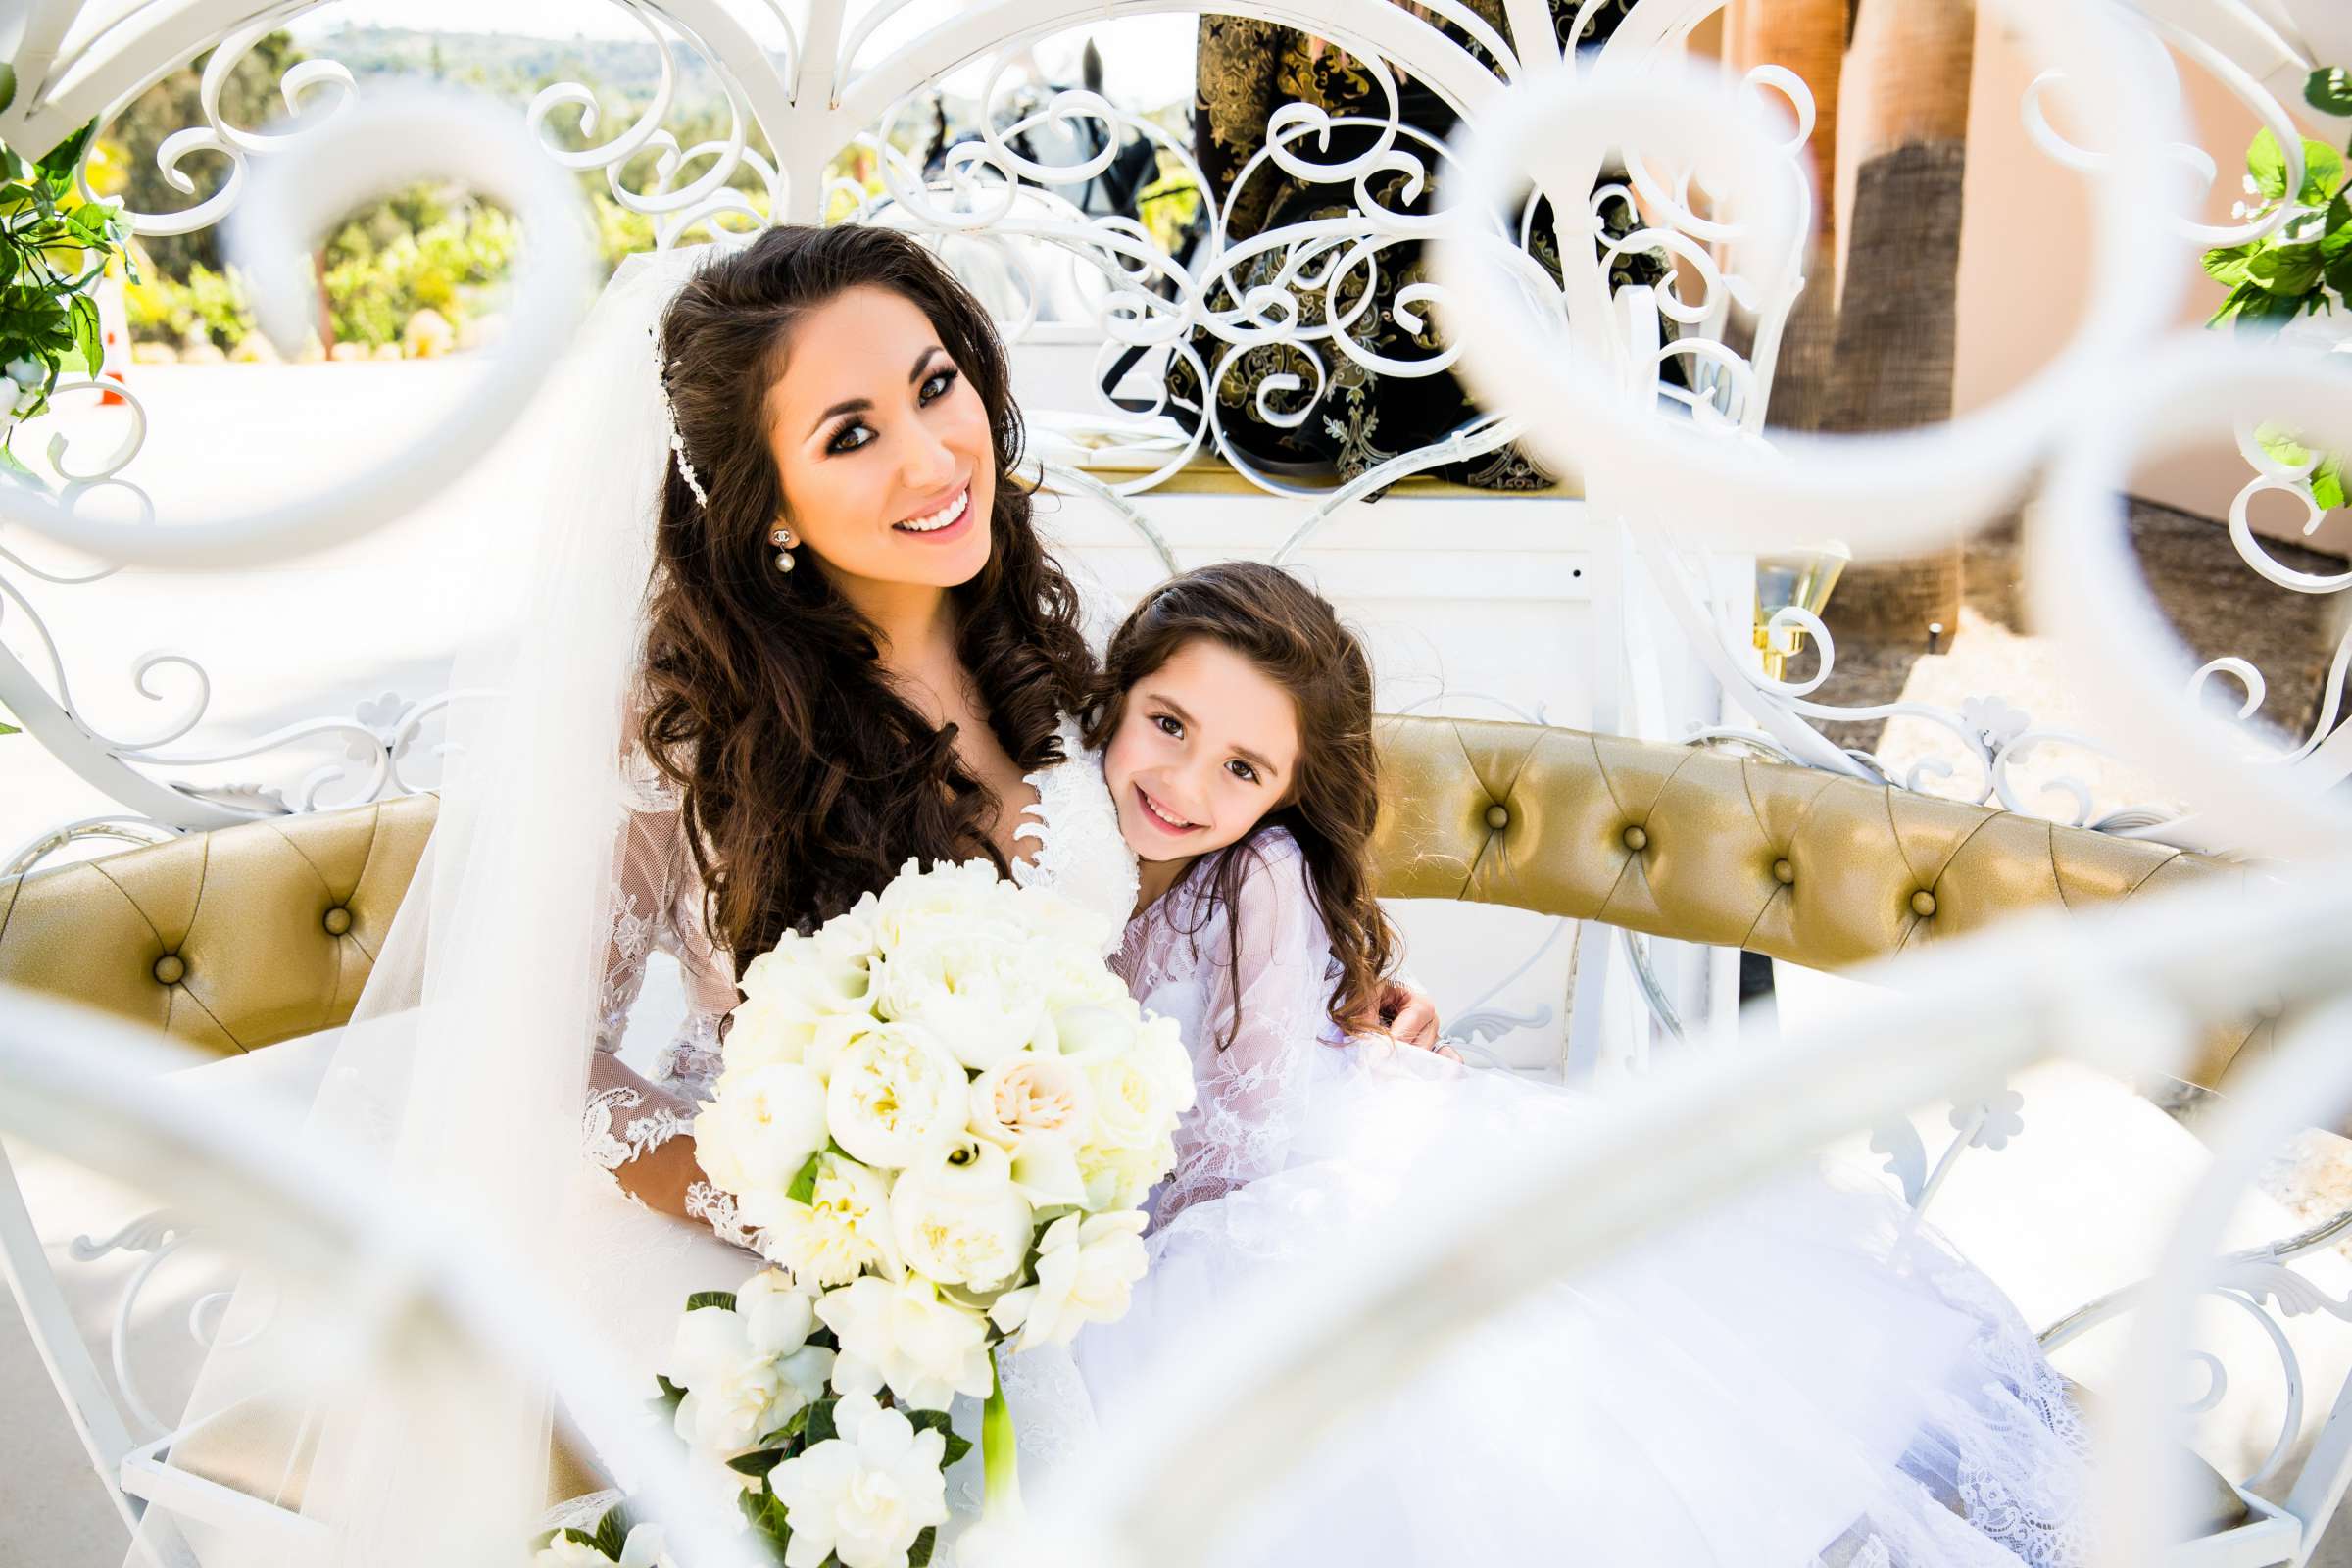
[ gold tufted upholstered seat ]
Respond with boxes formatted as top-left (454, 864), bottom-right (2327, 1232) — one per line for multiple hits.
top-left (0, 715), bottom-right (2257, 1084)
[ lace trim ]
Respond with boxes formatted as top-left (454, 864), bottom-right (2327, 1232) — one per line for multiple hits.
top-left (685, 1180), bottom-right (760, 1253)
top-left (1011, 713), bottom-right (1139, 955)
top-left (581, 1085), bottom-right (696, 1172)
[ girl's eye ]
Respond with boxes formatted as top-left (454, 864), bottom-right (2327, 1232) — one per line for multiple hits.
top-left (1227, 759), bottom-right (1259, 784)
top-left (1152, 713), bottom-right (1182, 739)
top-left (821, 368), bottom-right (959, 455)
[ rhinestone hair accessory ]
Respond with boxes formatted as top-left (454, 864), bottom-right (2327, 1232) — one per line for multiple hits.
top-left (651, 324), bottom-right (709, 509)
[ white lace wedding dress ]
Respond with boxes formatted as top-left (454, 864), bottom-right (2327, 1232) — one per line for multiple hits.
top-left (577, 723), bottom-right (2089, 1568)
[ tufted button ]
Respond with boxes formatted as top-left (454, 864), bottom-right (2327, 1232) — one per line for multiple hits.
top-left (323, 906), bottom-right (353, 937)
top-left (1484, 803), bottom-right (1510, 832)
top-left (1910, 890), bottom-right (1937, 918)
top-left (1773, 858), bottom-right (1795, 886)
top-left (1622, 825), bottom-right (1648, 852)
top-left (152, 954), bottom-right (185, 986)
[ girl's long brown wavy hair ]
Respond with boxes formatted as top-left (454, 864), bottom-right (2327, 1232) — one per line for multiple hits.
top-left (1084, 561), bottom-right (1399, 1045)
top-left (640, 224), bottom-right (1094, 965)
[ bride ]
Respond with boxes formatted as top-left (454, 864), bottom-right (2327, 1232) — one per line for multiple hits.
top-left (153, 224), bottom-right (2078, 1568)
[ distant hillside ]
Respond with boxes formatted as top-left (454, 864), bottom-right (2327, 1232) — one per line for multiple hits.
top-left (298, 24), bottom-right (736, 104)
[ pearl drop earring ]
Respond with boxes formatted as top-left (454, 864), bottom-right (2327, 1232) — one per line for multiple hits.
top-left (770, 524), bottom-right (798, 573)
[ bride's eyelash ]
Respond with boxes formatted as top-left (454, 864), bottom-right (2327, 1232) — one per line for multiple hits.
top-left (823, 368), bottom-right (960, 456)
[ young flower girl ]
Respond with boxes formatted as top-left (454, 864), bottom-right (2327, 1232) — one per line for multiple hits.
top-left (1071, 561), bottom-right (2089, 1568)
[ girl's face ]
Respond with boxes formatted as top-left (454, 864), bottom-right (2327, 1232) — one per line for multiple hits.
top-left (1102, 638), bottom-right (1302, 866)
top-left (762, 284), bottom-right (998, 592)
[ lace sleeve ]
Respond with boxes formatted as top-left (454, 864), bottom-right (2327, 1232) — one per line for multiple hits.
top-left (1153, 833), bottom-right (1337, 1227)
top-left (585, 727), bottom-right (760, 1254)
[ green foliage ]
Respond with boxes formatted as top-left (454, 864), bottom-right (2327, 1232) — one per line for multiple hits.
top-left (0, 118), bottom-right (137, 447)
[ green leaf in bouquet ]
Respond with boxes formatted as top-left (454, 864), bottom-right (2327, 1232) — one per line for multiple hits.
top-left (652, 1373), bottom-right (689, 1416)
top-left (560, 1528), bottom-right (602, 1552)
top-left (2251, 128), bottom-right (2293, 201)
top-left (906, 1406), bottom-right (974, 1468)
top-left (593, 1501), bottom-right (635, 1561)
top-left (728, 1447), bottom-right (787, 1478)
top-left (685, 1290), bottom-right (739, 1313)
top-left (0, 64), bottom-right (15, 116)
top-left (737, 1485), bottom-right (796, 1561)
top-left (803, 1396), bottom-right (839, 1446)
top-left (2314, 66), bottom-right (2352, 117)
top-left (909, 1526), bottom-right (939, 1567)
top-left (529, 1528), bottom-right (563, 1551)
top-left (758, 1403), bottom-right (813, 1448)
top-left (785, 1148), bottom-right (825, 1205)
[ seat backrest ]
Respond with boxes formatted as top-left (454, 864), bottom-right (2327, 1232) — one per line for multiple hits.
top-left (0, 716), bottom-right (2255, 1079)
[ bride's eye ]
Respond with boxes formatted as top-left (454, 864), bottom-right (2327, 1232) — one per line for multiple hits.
top-left (1152, 713), bottom-right (1182, 739)
top-left (825, 421), bottom-right (872, 456)
top-left (921, 368), bottom-right (958, 402)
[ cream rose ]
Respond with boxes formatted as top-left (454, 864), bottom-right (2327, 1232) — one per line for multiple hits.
top-left (692, 1062), bottom-right (829, 1201)
top-left (817, 1275), bottom-right (995, 1412)
top-left (825, 1022), bottom-right (967, 1170)
top-left (888, 1141), bottom-right (1034, 1291)
top-left (988, 1209), bottom-right (1151, 1351)
top-left (968, 1051), bottom-right (1094, 1152)
top-left (1083, 1052), bottom-right (1163, 1151)
top-left (749, 1151), bottom-right (900, 1288)
top-left (1076, 1134), bottom-right (1176, 1213)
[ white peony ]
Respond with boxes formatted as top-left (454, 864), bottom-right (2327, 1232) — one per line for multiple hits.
top-left (764, 1392), bottom-right (948, 1568)
top-left (1131, 1011), bottom-right (1199, 1117)
top-left (873, 924), bottom-right (1046, 1072)
top-left (1075, 1134), bottom-right (1176, 1213)
top-left (817, 1275), bottom-right (994, 1412)
top-left (825, 1021), bottom-right (967, 1170)
top-left (1053, 1001), bottom-right (1140, 1062)
top-left (888, 1141), bottom-right (1034, 1291)
top-left (692, 1063), bottom-right (830, 1202)
top-left (727, 934), bottom-right (876, 1075)
top-left (751, 1150), bottom-right (900, 1288)
top-left (989, 1209), bottom-right (1151, 1351)
top-left (666, 1270), bottom-right (835, 1459)
top-left (1080, 1050), bottom-right (1163, 1151)
top-left (1009, 881), bottom-right (1125, 963)
top-left (871, 857), bottom-right (1005, 950)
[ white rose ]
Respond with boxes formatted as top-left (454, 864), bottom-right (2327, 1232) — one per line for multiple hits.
top-left (1132, 1011), bottom-right (1198, 1118)
top-left (665, 1270), bottom-right (834, 1459)
top-left (817, 1275), bottom-right (994, 1412)
top-left (693, 1063), bottom-right (829, 1202)
top-left (825, 1021), bottom-right (967, 1170)
top-left (812, 889), bottom-right (883, 962)
top-left (969, 1051), bottom-right (1094, 1152)
top-left (1010, 881), bottom-right (1123, 959)
top-left (765, 1391), bottom-right (948, 1568)
top-left (873, 925), bottom-right (1045, 1072)
top-left (889, 1141), bottom-right (1033, 1291)
top-left (989, 1209), bottom-right (1151, 1351)
top-left (1054, 1002), bottom-right (1140, 1062)
top-left (1076, 1135), bottom-right (1175, 1213)
top-left (750, 1150), bottom-right (900, 1288)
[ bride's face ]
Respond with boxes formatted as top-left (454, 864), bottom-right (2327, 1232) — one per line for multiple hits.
top-left (763, 284), bottom-right (997, 592)
top-left (1102, 638), bottom-right (1303, 864)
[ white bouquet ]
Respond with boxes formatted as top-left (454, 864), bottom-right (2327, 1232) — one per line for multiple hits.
top-left (652, 858), bottom-right (1194, 1567)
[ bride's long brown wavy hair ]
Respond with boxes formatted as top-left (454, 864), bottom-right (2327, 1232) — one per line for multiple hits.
top-left (638, 224), bottom-right (1094, 965)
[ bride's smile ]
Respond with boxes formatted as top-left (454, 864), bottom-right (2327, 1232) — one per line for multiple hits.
top-left (763, 281), bottom-right (998, 591)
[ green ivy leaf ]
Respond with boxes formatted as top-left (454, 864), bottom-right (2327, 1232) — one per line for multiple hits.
top-left (785, 1147), bottom-right (825, 1205)
top-left (0, 720), bottom-right (20, 737)
top-left (909, 1526), bottom-right (938, 1567)
top-left (652, 1373), bottom-right (689, 1415)
top-left (727, 1447), bottom-right (787, 1478)
top-left (2204, 241), bottom-right (2260, 286)
top-left (68, 293), bottom-right (100, 376)
top-left (803, 1396), bottom-right (838, 1446)
top-left (2230, 286), bottom-right (2306, 333)
top-left (757, 1404), bottom-right (812, 1449)
top-left (2255, 422), bottom-right (2314, 466)
top-left (559, 1528), bottom-right (601, 1552)
top-left (2252, 128), bottom-right (2293, 201)
top-left (905, 1406), bottom-right (973, 1469)
top-left (2251, 243), bottom-right (2325, 295)
top-left (2305, 139), bottom-right (2346, 205)
top-left (2312, 66), bottom-right (2352, 117)
top-left (2315, 452), bottom-right (2348, 512)
top-left (34, 121), bottom-right (95, 197)
top-left (685, 1290), bottom-right (738, 1313)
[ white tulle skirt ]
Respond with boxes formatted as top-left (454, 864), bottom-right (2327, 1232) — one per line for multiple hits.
top-left (1069, 1044), bottom-right (2089, 1568)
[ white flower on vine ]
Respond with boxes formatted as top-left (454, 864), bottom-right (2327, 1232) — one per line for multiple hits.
top-left (1951, 1088), bottom-right (2026, 1152)
top-left (1959, 694), bottom-right (2031, 750)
